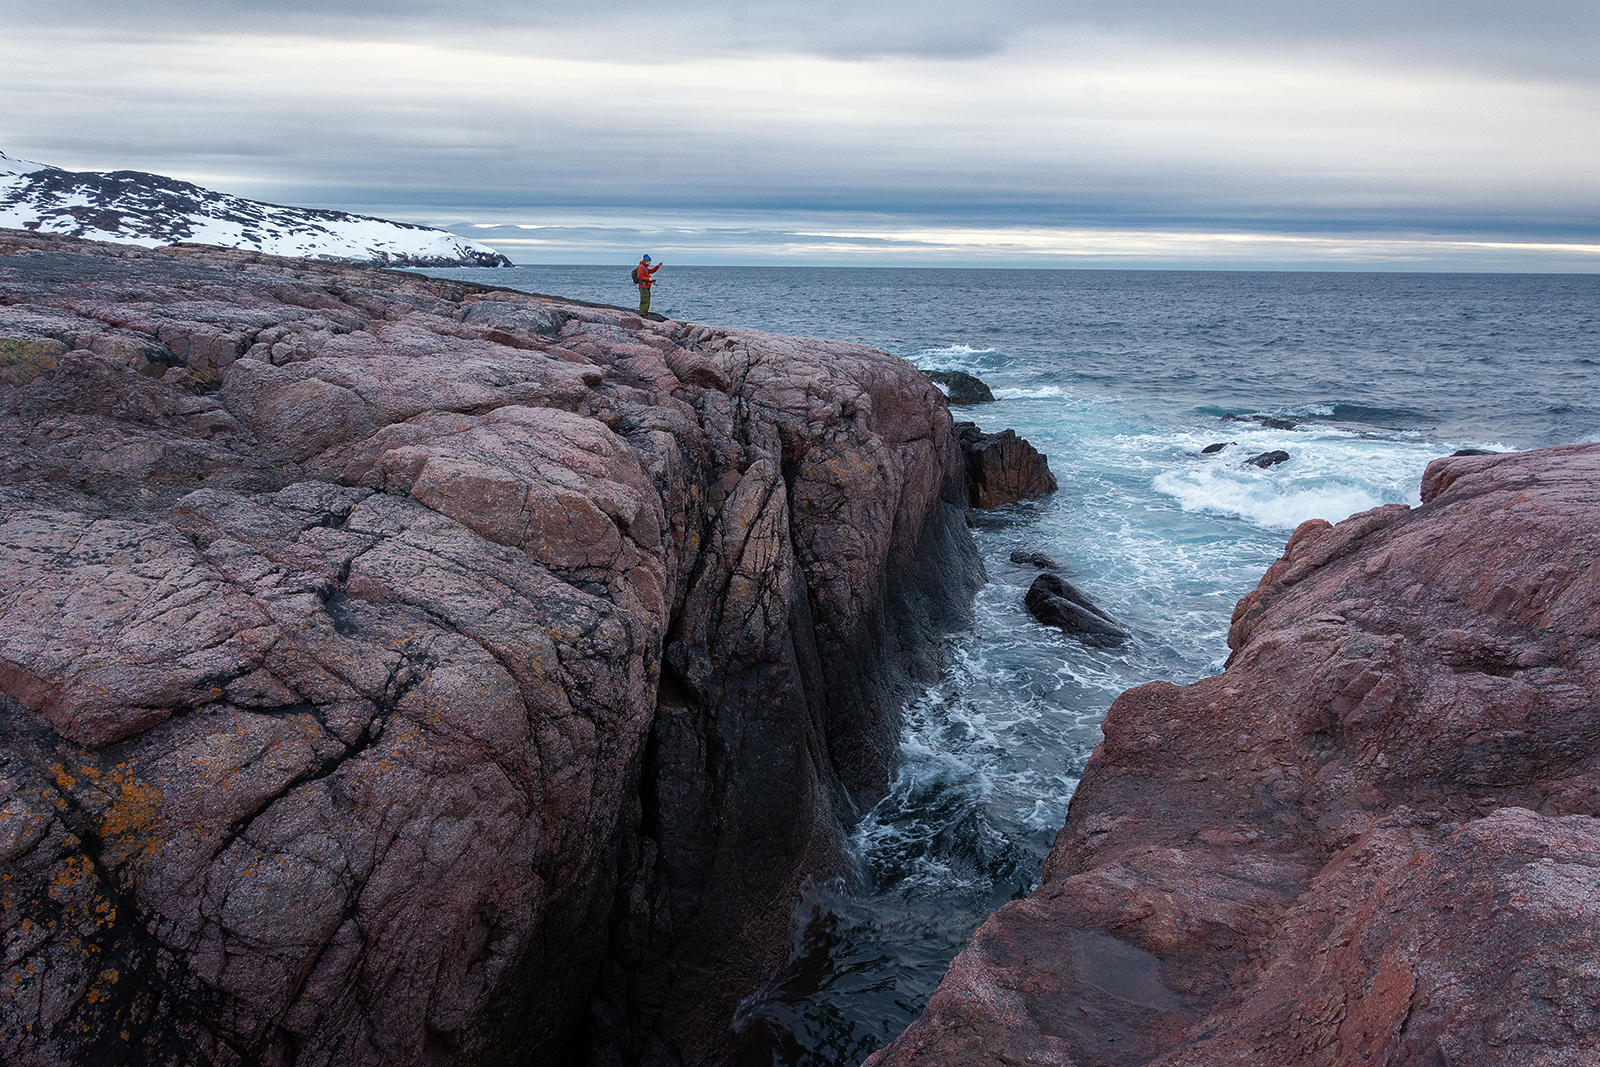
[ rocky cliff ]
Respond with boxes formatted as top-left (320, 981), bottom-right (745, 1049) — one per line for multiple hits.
top-left (0, 228), bottom-right (983, 1066)
top-left (872, 443), bottom-right (1600, 1066)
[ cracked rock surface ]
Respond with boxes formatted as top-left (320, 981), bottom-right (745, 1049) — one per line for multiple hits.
top-left (0, 230), bottom-right (982, 1066)
top-left (954, 422), bottom-right (1057, 508)
top-left (870, 444), bottom-right (1600, 1067)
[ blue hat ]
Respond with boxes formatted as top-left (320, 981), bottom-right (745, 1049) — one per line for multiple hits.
top-left (642, 254), bottom-right (651, 261)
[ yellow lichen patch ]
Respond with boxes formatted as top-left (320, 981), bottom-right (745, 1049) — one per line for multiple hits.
top-left (83, 966), bottom-right (121, 1004)
top-left (97, 779), bottom-right (166, 868)
top-left (47, 854), bottom-right (117, 934)
top-left (0, 337), bottom-right (66, 386)
top-left (48, 854), bottom-right (95, 896)
top-left (51, 764), bottom-right (77, 791)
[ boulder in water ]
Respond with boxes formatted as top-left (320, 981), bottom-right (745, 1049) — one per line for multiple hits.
top-left (929, 370), bottom-right (995, 404)
top-left (1452, 447), bottom-right (1499, 457)
top-left (955, 422), bottom-right (1058, 507)
top-left (1201, 442), bottom-right (1232, 454)
top-left (1023, 573), bottom-right (1130, 647)
top-left (1245, 449), bottom-right (1290, 468)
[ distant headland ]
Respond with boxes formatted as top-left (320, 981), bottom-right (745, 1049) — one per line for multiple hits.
top-left (0, 150), bottom-right (511, 267)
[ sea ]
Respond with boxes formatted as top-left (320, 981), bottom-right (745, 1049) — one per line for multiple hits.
top-left (421, 265), bottom-right (1600, 1064)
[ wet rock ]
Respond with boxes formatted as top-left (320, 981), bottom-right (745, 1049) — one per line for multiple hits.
top-left (0, 227), bottom-right (984, 1067)
top-left (1009, 549), bottom-right (1063, 571)
top-left (1452, 447), bottom-right (1499, 456)
top-left (1201, 441), bottom-right (1232, 454)
top-left (871, 443), bottom-right (1600, 1067)
top-left (928, 369), bottom-right (995, 404)
top-left (955, 422), bottom-right (1058, 507)
top-left (1023, 573), bottom-right (1130, 647)
top-left (1246, 449), bottom-right (1291, 468)
top-left (1223, 412), bottom-right (1297, 430)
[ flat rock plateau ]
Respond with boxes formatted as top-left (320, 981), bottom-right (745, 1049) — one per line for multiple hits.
top-left (872, 443), bottom-right (1600, 1067)
top-left (0, 229), bottom-right (982, 1066)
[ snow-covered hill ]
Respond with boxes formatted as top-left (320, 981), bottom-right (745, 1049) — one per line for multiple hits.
top-left (0, 151), bottom-right (511, 267)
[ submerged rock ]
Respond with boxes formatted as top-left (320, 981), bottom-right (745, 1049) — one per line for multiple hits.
top-left (1223, 412), bottom-right (1298, 430)
top-left (1201, 441), bottom-right (1232, 454)
top-left (1023, 573), bottom-right (1130, 647)
top-left (1246, 448), bottom-right (1291, 468)
top-left (928, 369), bottom-right (995, 404)
top-left (0, 227), bottom-right (984, 1067)
top-left (955, 422), bottom-right (1058, 507)
top-left (871, 443), bottom-right (1600, 1067)
top-left (1009, 548), bottom-right (1064, 571)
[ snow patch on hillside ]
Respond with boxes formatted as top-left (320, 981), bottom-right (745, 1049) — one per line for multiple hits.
top-left (0, 150), bottom-right (511, 267)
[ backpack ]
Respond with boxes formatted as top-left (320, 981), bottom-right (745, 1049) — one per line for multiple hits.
top-left (630, 267), bottom-right (640, 284)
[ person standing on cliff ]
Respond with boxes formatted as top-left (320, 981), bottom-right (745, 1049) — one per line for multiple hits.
top-left (634, 254), bottom-right (662, 316)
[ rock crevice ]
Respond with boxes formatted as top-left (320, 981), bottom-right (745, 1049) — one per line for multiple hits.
top-left (0, 229), bottom-right (984, 1067)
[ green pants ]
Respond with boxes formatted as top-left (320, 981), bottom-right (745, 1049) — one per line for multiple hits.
top-left (638, 286), bottom-right (651, 315)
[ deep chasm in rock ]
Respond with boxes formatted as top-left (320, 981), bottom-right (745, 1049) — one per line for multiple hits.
top-left (0, 229), bottom-right (984, 1066)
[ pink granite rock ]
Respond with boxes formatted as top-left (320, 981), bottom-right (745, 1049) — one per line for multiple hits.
top-left (871, 443), bottom-right (1600, 1067)
top-left (0, 229), bottom-right (983, 1066)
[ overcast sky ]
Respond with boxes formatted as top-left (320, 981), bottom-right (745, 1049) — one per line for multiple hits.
top-left (3, 0), bottom-right (1598, 267)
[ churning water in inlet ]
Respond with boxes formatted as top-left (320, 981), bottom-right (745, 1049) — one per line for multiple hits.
top-left (423, 265), bottom-right (1600, 1063)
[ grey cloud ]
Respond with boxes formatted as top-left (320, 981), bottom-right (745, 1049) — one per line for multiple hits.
top-left (11, 0), bottom-right (1600, 76)
top-left (5, 33), bottom-right (1592, 239)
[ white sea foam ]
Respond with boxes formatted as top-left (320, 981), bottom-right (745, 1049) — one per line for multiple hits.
top-left (1154, 469), bottom-right (1385, 530)
top-left (1149, 429), bottom-right (1431, 530)
top-left (907, 344), bottom-right (1001, 373)
top-left (913, 344), bottom-right (999, 358)
top-left (992, 385), bottom-right (1075, 400)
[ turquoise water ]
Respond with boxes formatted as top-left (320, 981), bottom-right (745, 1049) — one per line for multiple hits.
top-left (426, 265), bottom-right (1600, 1063)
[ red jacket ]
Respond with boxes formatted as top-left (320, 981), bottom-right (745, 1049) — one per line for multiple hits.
top-left (636, 259), bottom-right (661, 288)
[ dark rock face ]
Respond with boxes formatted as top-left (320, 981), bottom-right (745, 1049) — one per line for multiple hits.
top-left (1200, 441), bottom-right (1231, 454)
top-left (927, 370), bottom-right (995, 404)
top-left (871, 443), bottom-right (1600, 1067)
top-left (955, 422), bottom-right (1058, 508)
top-left (1023, 574), bottom-right (1130, 647)
top-left (1246, 449), bottom-right (1290, 468)
top-left (0, 228), bottom-right (983, 1067)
